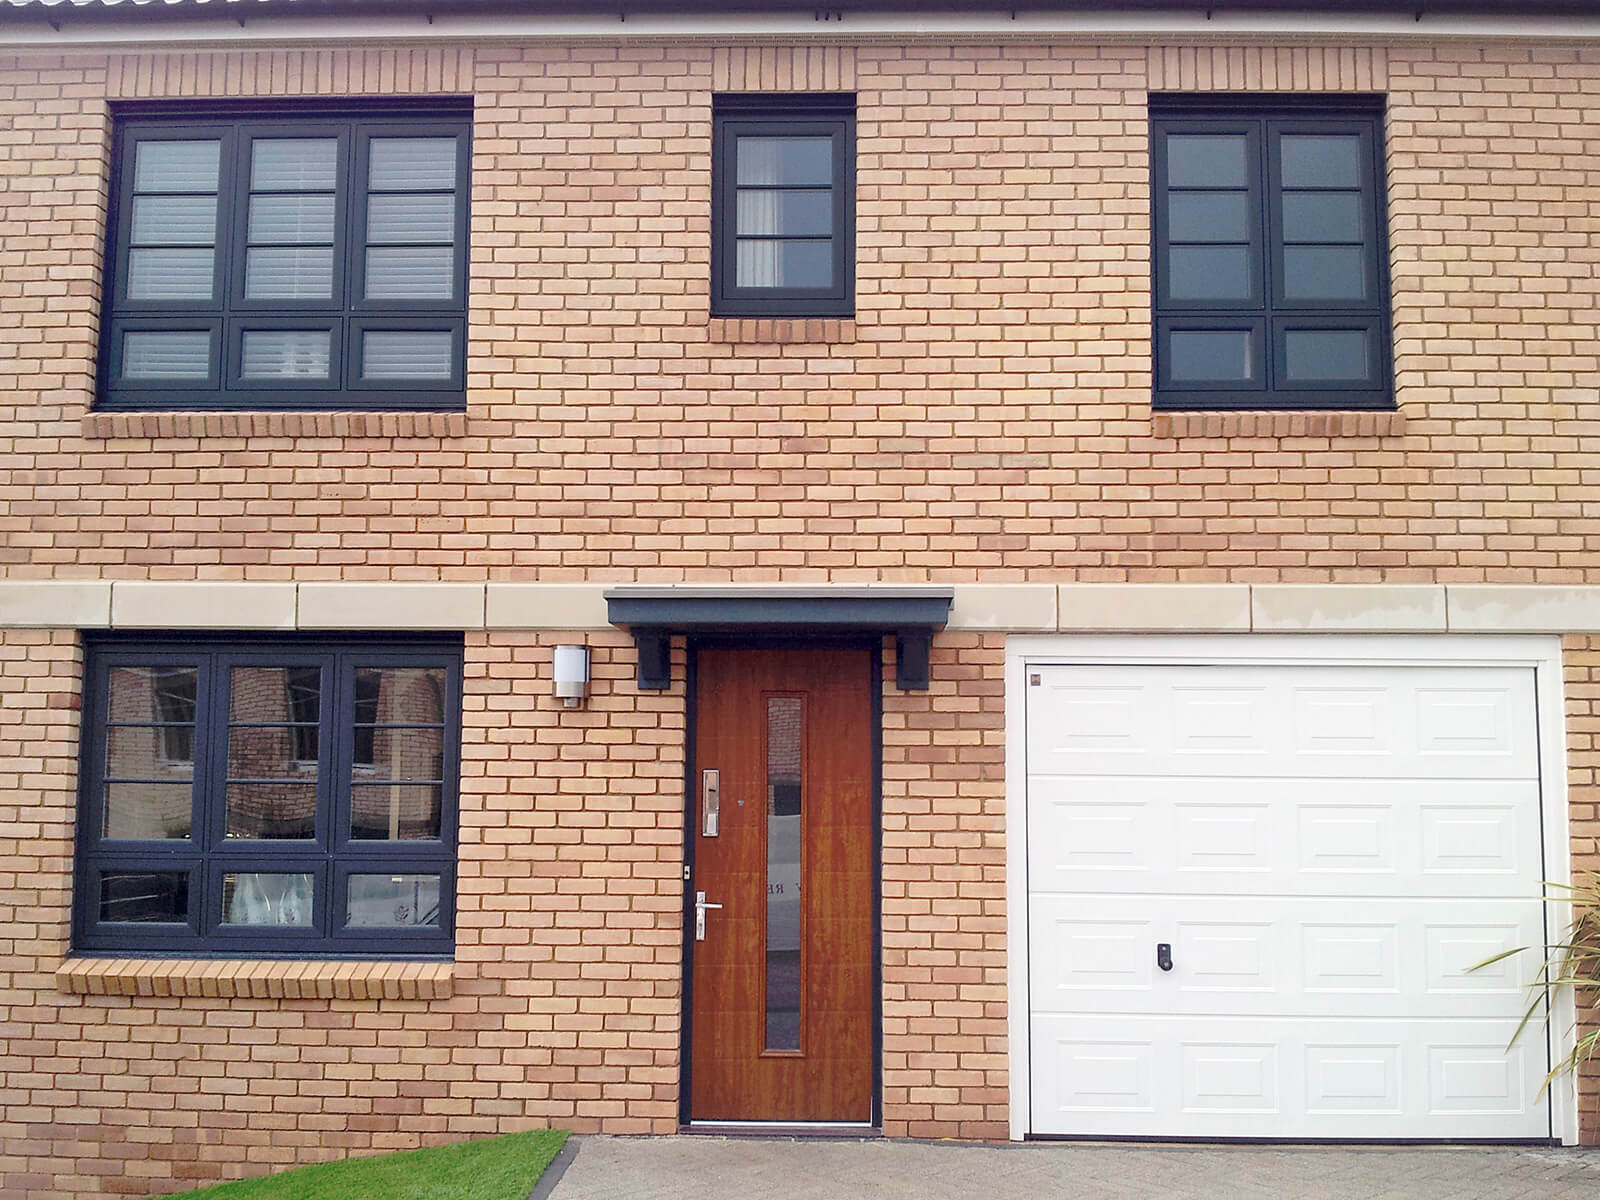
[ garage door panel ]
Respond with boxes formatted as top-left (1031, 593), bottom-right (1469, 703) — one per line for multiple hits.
top-left (1031, 1015), bottom-right (1550, 1138)
top-left (1027, 778), bottom-right (1541, 897)
top-left (1029, 895), bottom-right (1545, 1019)
top-left (1028, 664), bottom-right (1537, 780)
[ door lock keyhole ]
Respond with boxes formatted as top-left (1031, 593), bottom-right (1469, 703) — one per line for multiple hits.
top-left (1156, 942), bottom-right (1173, 972)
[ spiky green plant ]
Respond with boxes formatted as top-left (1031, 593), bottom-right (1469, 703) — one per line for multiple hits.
top-left (1472, 875), bottom-right (1600, 1096)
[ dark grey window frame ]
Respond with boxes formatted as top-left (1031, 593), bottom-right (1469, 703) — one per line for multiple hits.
top-left (711, 93), bottom-right (855, 318)
top-left (1151, 95), bottom-right (1394, 411)
top-left (74, 635), bottom-right (462, 957)
top-left (98, 100), bottom-right (471, 412)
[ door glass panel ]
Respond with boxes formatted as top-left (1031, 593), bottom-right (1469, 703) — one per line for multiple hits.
top-left (369, 137), bottom-right (458, 191)
top-left (1169, 329), bottom-right (1256, 384)
top-left (766, 696), bottom-right (803, 1052)
top-left (221, 872), bottom-right (314, 926)
top-left (1285, 329), bottom-right (1370, 382)
top-left (99, 871), bottom-right (188, 923)
top-left (1166, 134), bottom-right (1247, 188)
top-left (365, 245), bottom-right (454, 299)
top-left (250, 138), bottom-right (337, 190)
top-left (244, 246), bottom-right (334, 301)
top-left (347, 873), bottom-right (442, 927)
top-left (134, 139), bottom-right (220, 192)
top-left (131, 196), bottom-right (218, 245)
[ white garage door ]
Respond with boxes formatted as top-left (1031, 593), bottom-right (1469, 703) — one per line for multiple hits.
top-left (1025, 659), bottom-right (1552, 1139)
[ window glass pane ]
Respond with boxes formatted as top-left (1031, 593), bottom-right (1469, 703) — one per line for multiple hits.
top-left (99, 871), bottom-right (188, 923)
top-left (367, 193), bottom-right (456, 244)
top-left (1285, 329), bottom-right (1371, 382)
top-left (244, 246), bottom-right (334, 300)
top-left (134, 139), bottom-right (220, 192)
top-left (1166, 191), bottom-right (1250, 243)
top-left (354, 726), bottom-right (444, 782)
top-left (736, 136), bottom-right (832, 186)
top-left (1166, 245), bottom-right (1251, 301)
top-left (736, 240), bottom-right (832, 289)
top-left (348, 874), bottom-right (441, 928)
top-left (230, 666), bottom-right (321, 724)
top-left (355, 667), bottom-right (446, 721)
top-left (1282, 192), bottom-right (1363, 244)
top-left (735, 190), bottom-right (833, 238)
top-left (766, 696), bottom-right (803, 1052)
top-left (361, 330), bottom-right (453, 381)
top-left (225, 782), bottom-right (317, 839)
top-left (369, 137), bottom-right (457, 191)
top-left (364, 245), bottom-right (454, 299)
top-left (241, 329), bottom-right (332, 380)
top-left (227, 725), bottom-right (320, 778)
top-left (122, 330), bottom-right (211, 381)
top-left (1282, 245), bottom-right (1367, 301)
top-left (103, 781), bottom-right (193, 840)
top-left (247, 194), bottom-right (336, 245)
top-left (107, 723), bottom-right (196, 775)
top-left (1166, 134), bottom-right (1247, 188)
top-left (1169, 329), bottom-right (1256, 383)
top-left (221, 872), bottom-right (314, 926)
top-left (250, 137), bottom-right (337, 191)
top-left (126, 248), bottom-right (215, 300)
top-left (108, 665), bottom-right (195, 723)
top-left (130, 196), bottom-right (218, 246)
top-left (350, 783), bottom-right (443, 840)
top-left (1280, 134), bottom-right (1362, 189)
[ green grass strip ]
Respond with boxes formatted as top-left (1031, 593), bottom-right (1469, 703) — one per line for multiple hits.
top-left (154, 1129), bottom-right (569, 1200)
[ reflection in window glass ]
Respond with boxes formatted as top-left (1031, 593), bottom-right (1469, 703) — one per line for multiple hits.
top-left (766, 696), bottom-right (803, 1052)
top-left (222, 872), bottom-right (314, 926)
top-left (99, 871), bottom-right (188, 923)
top-left (347, 874), bottom-right (441, 928)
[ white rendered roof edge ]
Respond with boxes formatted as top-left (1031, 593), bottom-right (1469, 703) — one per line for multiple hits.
top-left (2, 9), bottom-right (1600, 48)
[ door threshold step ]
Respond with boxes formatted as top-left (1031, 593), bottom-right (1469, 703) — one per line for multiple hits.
top-left (682, 1122), bottom-right (882, 1139)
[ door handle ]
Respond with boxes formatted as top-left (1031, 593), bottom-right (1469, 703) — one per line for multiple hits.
top-left (1156, 942), bottom-right (1173, 972)
top-left (694, 889), bottom-right (723, 941)
top-left (702, 769), bottom-right (720, 837)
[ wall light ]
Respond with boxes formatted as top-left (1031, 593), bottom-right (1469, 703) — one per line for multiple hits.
top-left (553, 644), bottom-right (591, 708)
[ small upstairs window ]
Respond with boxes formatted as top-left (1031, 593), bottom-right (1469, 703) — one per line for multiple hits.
top-left (711, 93), bottom-right (855, 318)
top-left (99, 103), bottom-right (470, 410)
top-left (1151, 96), bottom-right (1393, 411)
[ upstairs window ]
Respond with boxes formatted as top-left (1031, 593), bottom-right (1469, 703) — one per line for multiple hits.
top-left (1151, 97), bottom-right (1392, 411)
top-left (99, 104), bottom-right (470, 410)
top-left (712, 93), bottom-right (855, 318)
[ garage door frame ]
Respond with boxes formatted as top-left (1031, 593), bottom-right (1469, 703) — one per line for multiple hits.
top-left (1004, 633), bottom-right (1576, 1144)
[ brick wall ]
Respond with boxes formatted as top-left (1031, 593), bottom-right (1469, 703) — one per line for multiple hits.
top-left (2, 40), bottom-right (1598, 581)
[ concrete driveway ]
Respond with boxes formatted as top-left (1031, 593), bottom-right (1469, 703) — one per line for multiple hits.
top-left (542, 1135), bottom-right (1600, 1200)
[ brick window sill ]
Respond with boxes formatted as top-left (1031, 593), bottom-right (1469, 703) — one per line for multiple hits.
top-left (1152, 410), bottom-right (1406, 439)
top-left (708, 317), bottom-right (856, 345)
top-left (58, 956), bottom-right (454, 1000)
top-left (82, 411), bottom-right (469, 440)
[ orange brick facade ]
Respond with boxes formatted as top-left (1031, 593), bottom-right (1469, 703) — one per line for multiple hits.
top-left (0, 26), bottom-right (1597, 1199)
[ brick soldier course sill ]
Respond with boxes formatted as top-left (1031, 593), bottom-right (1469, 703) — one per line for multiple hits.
top-left (57, 957), bottom-right (455, 1000)
top-left (82, 411), bottom-right (470, 440)
top-left (1152, 410), bottom-right (1407, 439)
top-left (707, 317), bottom-right (856, 344)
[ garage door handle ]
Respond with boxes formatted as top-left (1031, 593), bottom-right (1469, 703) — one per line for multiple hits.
top-left (1156, 943), bottom-right (1173, 972)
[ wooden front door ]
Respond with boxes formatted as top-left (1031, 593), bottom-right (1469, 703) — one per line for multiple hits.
top-left (688, 646), bottom-right (875, 1123)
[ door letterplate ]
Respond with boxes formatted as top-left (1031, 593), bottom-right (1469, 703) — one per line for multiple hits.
top-left (702, 769), bottom-right (720, 837)
top-left (694, 890), bottom-right (723, 941)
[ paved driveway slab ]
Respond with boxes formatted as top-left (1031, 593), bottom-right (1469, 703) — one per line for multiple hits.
top-left (546, 1136), bottom-right (1600, 1200)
